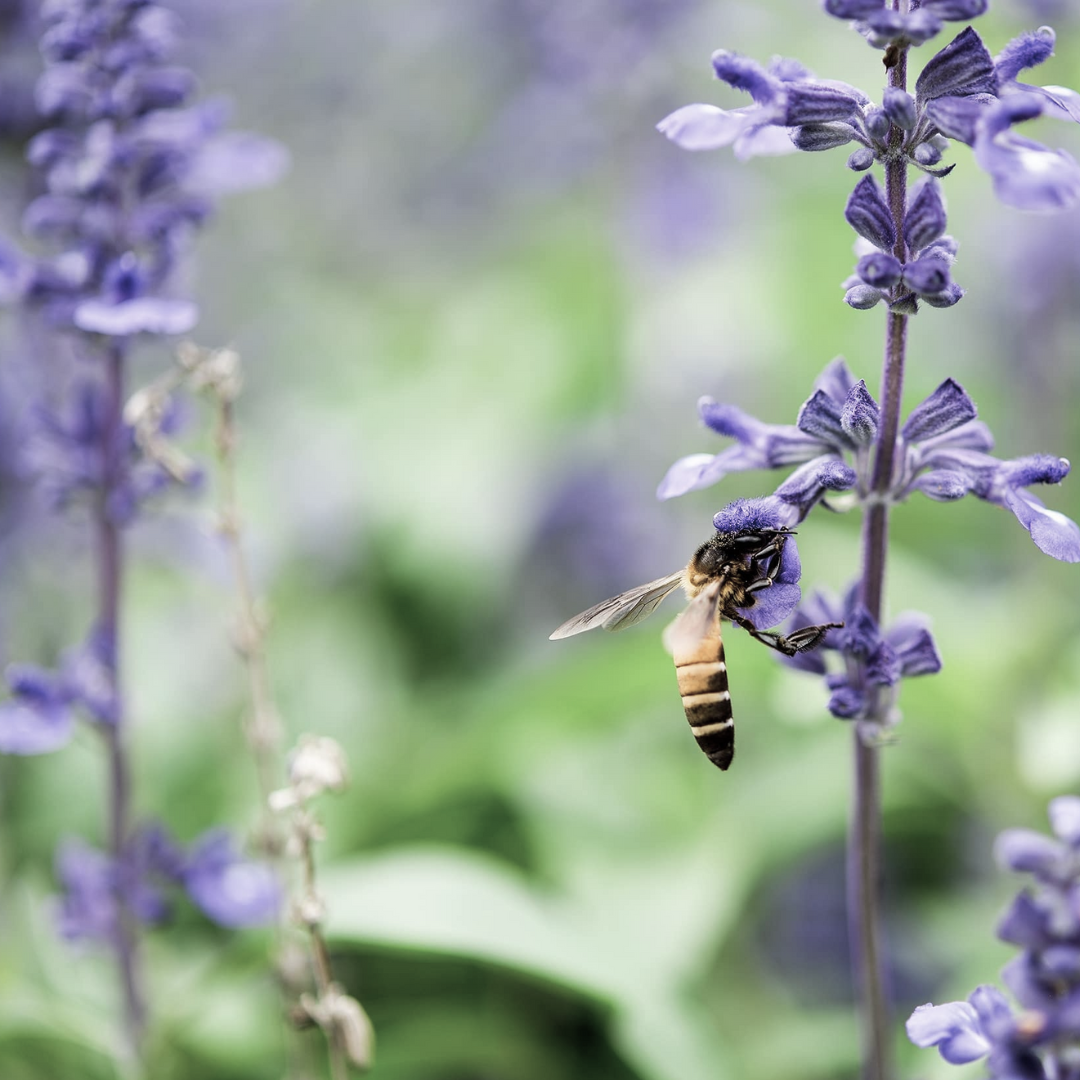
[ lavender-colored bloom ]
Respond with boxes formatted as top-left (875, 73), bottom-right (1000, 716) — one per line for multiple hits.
top-left (909, 799), bottom-right (1080, 1077)
top-left (662, 24), bottom-right (1080, 218)
top-left (0, 664), bottom-right (75, 754)
top-left (7, 0), bottom-right (286, 327)
top-left (54, 824), bottom-right (273, 944)
top-left (55, 839), bottom-right (120, 943)
top-left (657, 52), bottom-right (863, 160)
top-left (23, 377), bottom-right (192, 522)
top-left (659, 360), bottom-right (1079, 561)
top-left (183, 830), bottom-right (281, 929)
top-left (783, 585), bottom-right (941, 728)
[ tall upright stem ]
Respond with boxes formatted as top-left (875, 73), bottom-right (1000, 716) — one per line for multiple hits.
top-left (99, 344), bottom-right (146, 1059)
top-left (849, 30), bottom-right (909, 1080)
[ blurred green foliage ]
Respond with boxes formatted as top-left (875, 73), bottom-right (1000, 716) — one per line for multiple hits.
top-left (3, 1), bottom-right (1080, 1078)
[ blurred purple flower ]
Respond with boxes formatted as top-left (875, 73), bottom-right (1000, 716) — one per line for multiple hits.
top-left (909, 797), bottom-right (1080, 1078)
top-left (183, 830), bottom-right (281, 929)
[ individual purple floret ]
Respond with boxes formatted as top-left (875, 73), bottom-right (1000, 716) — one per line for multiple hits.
top-left (659, 26), bottom-right (1080, 213)
top-left (782, 584), bottom-right (942, 732)
top-left (657, 358), bottom-right (1080, 562)
top-left (183, 830), bottom-right (281, 929)
top-left (908, 797), bottom-right (1080, 1078)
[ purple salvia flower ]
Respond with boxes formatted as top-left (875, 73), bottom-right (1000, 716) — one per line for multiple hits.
top-left (782, 585), bottom-right (941, 730)
top-left (662, 24), bottom-right (1080, 219)
top-left (659, 360), bottom-right (1080, 561)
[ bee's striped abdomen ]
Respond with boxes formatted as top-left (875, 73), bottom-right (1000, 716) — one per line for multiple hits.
top-left (673, 630), bottom-right (733, 771)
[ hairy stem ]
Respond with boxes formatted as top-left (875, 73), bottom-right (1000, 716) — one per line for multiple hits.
top-left (99, 344), bottom-right (146, 1059)
top-left (849, 29), bottom-right (910, 1080)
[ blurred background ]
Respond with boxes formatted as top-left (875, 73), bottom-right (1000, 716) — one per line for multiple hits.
top-left (2, 0), bottom-right (1080, 1077)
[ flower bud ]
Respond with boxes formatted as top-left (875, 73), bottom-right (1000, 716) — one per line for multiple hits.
top-left (865, 108), bottom-right (890, 141)
top-left (857, 252), bottom-right (902, 289)
top-left (847, 147), bottom-right (874, 171)
top-left (844, 284), bottom-right (883, 309)
top-left (883, 88), bottom-right (917, 131)
top-left (913, 142), bottom-right (943, 166)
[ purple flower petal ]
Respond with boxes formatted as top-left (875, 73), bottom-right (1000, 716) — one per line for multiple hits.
top-left (785, 84), bottom-right (861, 126)
top-left (913, 469), bottom-right (971, 500)
top-left (995, 828), bottom-right (1065, 875)
top-left (699, 400), bottom-right (827, 465)
top-left (797, 389), bottom-right (848, 446)
top-left (845, 174), bottom-right (895, 251)
top-left (1002, 488), bottom-right (1080, 562)
top-left (740, 583), bottom-right (802, 630)
top-left (711, 51), bottom-right (783, 105)
top-left (733, 122), bottom-right (800, 160)
top-left (916, 27), bottom-right (998, 103)
top-left (828, 683), bottom-right (865, 719)
top-left (772, 454), bottom-right (857, 518)
top-left (712, 495), bottom-right (790, 533)
top-left (902, 378), bottom-right (977, 443)
top-left (656, 447), bottom-right (755, 500)
top-left (55, 839), bottom-right (117, 943)
top-left (823, 0), bottom-right (885, 17)
top-left (906, 1001), bottom-right (991, 1064)
top-left (997, 891), bottom-right (1051, 948)
top-left (814, 357), bottom-right (857, 404)
top-left (74, 296), bottom-right (198, 336)
top-left (657, 104), bottom-right (753, 151)
top-left (975, 97), bottom-right (1080, 212)
top-left (775, 537), bottom-right (801, 586)
top-left (841, 381), bottom-right (879, 446)
top-left (886, 614), bottom-right (943, 676)
top-left (0, 696), bottom-right (75, 754)
top-left (925, 94), bottom-right (991, 146)
top-left (996, 27), bottom-right (1056, 84)
top-left (184, 829), bottom-right (281, 929)
top-left (924, 0), bottom-right (988, 17)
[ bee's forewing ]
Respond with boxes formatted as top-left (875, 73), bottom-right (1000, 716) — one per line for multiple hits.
top-left (662, 581), bottom-right (721, 655)
top-left (549, 572), bottom-right (684, 640)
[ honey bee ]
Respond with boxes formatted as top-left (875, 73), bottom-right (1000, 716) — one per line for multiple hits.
top-left (549, 527), bottom-right (840, 770)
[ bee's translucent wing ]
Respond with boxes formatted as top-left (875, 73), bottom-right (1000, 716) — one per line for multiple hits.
top-left (662, 581), bottom-right (721, 656)
top-left (549, 572), bottom-right (685, 640)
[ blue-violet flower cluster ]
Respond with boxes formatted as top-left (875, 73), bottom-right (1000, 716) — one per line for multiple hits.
top-left (908, 797), bottom-right (1080, 1078)
top-left (659, 20), bottom-right (1080, 215)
